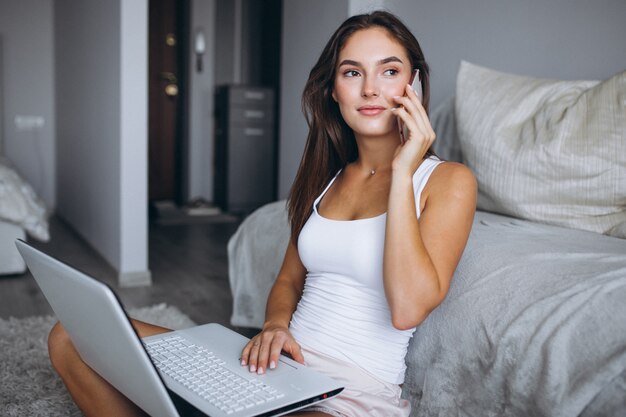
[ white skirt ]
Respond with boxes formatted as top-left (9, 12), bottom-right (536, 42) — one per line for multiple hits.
top-left (297, 343), bottom-right (411, 417)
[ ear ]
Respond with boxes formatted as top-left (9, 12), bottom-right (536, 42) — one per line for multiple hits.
top-left (331, 89), bottom-right (337, 102)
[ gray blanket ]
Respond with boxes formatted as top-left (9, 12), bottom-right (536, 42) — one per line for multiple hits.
top-left (404, 211), bottom-right (626, 416)
top-left (228, 200), bottom-right (290, 329)
top-left (228, 203), bottom-right (626, 416)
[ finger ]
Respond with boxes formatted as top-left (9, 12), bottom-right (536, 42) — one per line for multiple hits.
top-left (393, 92), bottom-right (422, 119)
top-left (241, 336), bottom-right (261, 366)
top-left (256, 343), bottom-right (270, 374)
top-left (268, 338), bottom-right (285, 370)
top-left (393, 99), bottom-right (436, 149)
top-left (247, 339), bottom-right (261, 373)
top-left (393, 96), bottom-right (429, 139)
top-left (405, 83), bottom-right (429, 122)
top-left (391, 106), bottom-right (425, 140)
top-left (240, 342), bottom-right (252, 366)
top-left (396, 86), bottom-right (434, 135)
top-left (405, 84), bottom-right (437, 140)
top-left (393, 108), bottom-right (434, 166)
top-left (393, 94), bottom-right (429, 133)
top-left (285, 340), bottom-right (305, 365)
top-left (256, 332), bottom-right (277, 374)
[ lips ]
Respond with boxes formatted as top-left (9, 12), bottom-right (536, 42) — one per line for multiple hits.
top-left (357, 105), bottom-right (386, 116)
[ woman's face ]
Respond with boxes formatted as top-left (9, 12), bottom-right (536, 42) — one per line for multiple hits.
top-left (332, 27), bottom-right (413, 139)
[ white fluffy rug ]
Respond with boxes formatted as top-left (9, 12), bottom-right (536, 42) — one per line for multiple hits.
top-left (0, 304), bottom-right (196, 417)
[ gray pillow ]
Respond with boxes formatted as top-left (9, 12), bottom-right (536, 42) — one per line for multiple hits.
top-left (455, 61), bottom-right (626, 238)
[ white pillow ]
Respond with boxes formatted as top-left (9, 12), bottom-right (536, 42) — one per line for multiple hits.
top-left (456, 61), bottom-right (626, 238)
top-left (0, 158), bottom-right (49, 241)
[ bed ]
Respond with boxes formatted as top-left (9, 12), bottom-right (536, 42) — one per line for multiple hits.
top-left (227, 63), bottom-right (626, 415)
top-left (0, 157), bottom-right (49, 275)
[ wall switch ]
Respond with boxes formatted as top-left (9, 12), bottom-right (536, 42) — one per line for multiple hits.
top-left (14, 115), bottom-right (45, 131)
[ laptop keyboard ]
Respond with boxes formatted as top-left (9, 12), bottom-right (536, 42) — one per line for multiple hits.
top-left (144, 335), bottom-right (285, 415)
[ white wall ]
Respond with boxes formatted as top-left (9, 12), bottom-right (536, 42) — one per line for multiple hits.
top-left (387, 0), bottom-right (626, 110)
top-left (278, 0), bottom-right (349, 198)
top-left (55, 0), bottom-right (149, 286)
top-left (278, 0), bottom-right (626, 198)
top-left (1, 0), bottom-right (221, 284)
top-left (0, 0), bottom-right (56, 208)
top-left (119, 0), bottom-right (149, 284)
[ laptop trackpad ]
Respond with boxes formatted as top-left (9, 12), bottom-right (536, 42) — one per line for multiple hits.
top-left (264, 357), bottom-right (297, 375)
top-left (235, 356), bottom-right (296, 379)
top-left (278, 357), bottom-right (297, 370)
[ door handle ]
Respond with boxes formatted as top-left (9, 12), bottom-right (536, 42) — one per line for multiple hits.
top-left (165, 84), bottom-right (179, 97)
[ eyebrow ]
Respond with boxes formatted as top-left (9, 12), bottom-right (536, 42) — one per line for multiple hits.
top-left (338, 56), bottom-right (404, 67)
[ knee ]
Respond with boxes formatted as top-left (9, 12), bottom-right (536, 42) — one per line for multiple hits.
top-left (48, 321), bottom-right (74, 373)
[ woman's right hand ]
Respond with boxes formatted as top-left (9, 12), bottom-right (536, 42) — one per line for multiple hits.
top-left (240, 323), bottom-right (305, 375)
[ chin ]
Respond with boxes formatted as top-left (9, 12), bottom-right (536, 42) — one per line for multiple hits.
top-left (352, 123), bottom-right (397, 138)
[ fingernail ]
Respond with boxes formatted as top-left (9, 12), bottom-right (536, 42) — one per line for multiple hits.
top-left (270, 361), bottom-right (276, 369)
top-left (407, 83), bottom-right (414, 91)
top-left (393, 95), bottom-right (402, 99)
top-left (241, 359), bottom-right (246, 366)
top-left (250, 365), bottom-right (256, 372)
top-left (257, 367), bottom-right (264, 375)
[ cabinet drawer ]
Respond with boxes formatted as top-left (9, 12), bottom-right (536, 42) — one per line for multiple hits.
top-left (228, 105), bottom-right (273, 124)
top-left (227, 126), bottom-right (272, 139)
top-left (228, 87), bottom-right (273, 106)
top-left (226, 127), bottom-right (274, 208)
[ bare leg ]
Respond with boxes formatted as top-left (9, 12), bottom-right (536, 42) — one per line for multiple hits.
top-left (48, 319), bottom-right (172, 417)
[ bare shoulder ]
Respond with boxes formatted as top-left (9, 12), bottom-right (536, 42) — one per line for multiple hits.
top-left (424, 161), bottom-right (477, 206)
top-left (429, 161), bottom-right (476, 192)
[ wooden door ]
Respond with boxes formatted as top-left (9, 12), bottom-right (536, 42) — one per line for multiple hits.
top-left (148, 0), bottom-right (186, 202)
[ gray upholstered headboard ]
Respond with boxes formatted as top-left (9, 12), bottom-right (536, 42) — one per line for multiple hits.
top-left (430, 96), bottom-right (462, 163)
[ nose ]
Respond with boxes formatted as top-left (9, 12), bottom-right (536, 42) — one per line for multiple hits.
top-left (361, 76), bottom-right (379, 98)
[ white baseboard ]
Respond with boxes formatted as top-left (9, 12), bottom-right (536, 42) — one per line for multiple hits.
top-left (118, 270), bottom-right (152, 287)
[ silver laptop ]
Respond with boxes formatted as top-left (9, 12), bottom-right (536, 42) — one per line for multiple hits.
top-left (16, 240), bottom-right (343, 417)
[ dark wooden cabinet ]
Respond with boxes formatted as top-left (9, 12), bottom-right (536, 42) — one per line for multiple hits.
top-left (214, 86), bottom-right (275, 213)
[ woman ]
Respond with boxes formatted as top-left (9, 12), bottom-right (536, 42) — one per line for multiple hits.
top-left (238, 10), bottom-right (476, 417)
top-left (47, 10), bottom-right (475, 417)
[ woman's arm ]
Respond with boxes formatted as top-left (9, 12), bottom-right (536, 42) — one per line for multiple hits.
top-left (240, 239), bottom-right (307, 374)
top-left (386, 84), bottom-right (477, 330)
top-left (384, 163), bottom-right (476, 330)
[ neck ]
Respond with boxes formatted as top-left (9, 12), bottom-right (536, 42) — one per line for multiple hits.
top-left (352, 131), bottom-right (399, 175)
top-left (352, 159), bottom-right (392, 175)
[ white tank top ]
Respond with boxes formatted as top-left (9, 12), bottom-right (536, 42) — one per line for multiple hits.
top-left (289, 156), bottom-right (444, 384)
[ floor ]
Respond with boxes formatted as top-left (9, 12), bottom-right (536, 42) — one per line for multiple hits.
top-left (0, 213), bottom-right (258, 336)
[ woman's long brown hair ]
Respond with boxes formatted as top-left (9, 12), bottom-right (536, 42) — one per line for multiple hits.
top-left (287, 11), bottom-right (432, 243)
